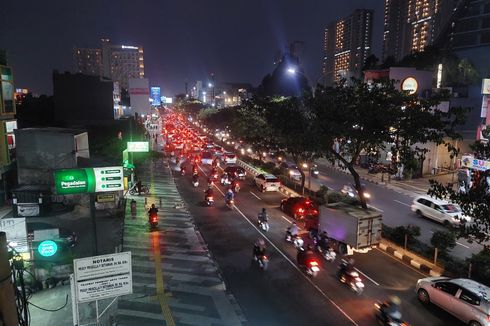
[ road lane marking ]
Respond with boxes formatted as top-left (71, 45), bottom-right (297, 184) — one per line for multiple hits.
top-left (281, 215), bottom-right (291, 223)
top-left (231, 204), bottom-right (358, 326)
top-left (394, 200), bottom-right (410, 207)
top-left (152, 230), bottom-right (176, 326)
top-left (374, 247), bottom-right (427, 277)
top-left (250, 191), bottom-right (262, 200)
top-left (354, 268), bottom-right (379, 286)
top-left (456, 242), bottom-right (470, 249)
top-left (368, 205), bottom-right (384, 213)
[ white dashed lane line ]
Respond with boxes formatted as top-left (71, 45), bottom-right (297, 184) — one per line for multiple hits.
top-left (394, 200), bottom-right (410, 207)
top-left (249, 191), bottom-right (262, 200)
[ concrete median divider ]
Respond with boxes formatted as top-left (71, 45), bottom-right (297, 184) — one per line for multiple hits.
top-left (378, 239), bottom-right (442, 276)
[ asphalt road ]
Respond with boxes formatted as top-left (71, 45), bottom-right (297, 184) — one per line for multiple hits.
top-left (296, 162), bottom-right (484, 259)
top-left (171, 161), bottom-right (461, 326)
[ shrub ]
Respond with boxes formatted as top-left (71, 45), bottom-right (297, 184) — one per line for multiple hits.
top-left (470, 249), bottom-right (490, 286)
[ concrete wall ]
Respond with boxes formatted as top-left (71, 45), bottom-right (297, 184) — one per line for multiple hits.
top-left (15, 129), bottom-right (84, 185)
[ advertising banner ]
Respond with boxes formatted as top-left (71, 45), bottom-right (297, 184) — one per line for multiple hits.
top-left (54, 166), bottom-right (123, 195)
top-left (461, 155), bottom-right (490, 171)
top-left (150, 87), bottom-right (161, 106)
top-left (482, 79), bottom-right (490, 95)
top-left (0, 217), bottom-right (28, 252)
top-left (127, 141), bottom-right (149, 152)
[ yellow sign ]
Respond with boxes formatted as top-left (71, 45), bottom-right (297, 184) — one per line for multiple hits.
top-left (482, 79), bottom-right (490, 95)
top-left (96, 193), bottom-right (115, 203)
top-left (401, 77), bottom-right (418, 95)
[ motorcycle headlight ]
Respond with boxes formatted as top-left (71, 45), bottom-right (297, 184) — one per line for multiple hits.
top-left (364, 193), bottom-right (371, 199)
top-left (355, 281), bottom-right (364, 288)
top-left (311, 266), bottom-right (320, 272)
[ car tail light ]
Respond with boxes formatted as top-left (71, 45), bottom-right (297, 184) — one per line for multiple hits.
top-left (298, 208), bottom-right (304, 213)
top-left (208, 197), bottom-right (213, 200)
top-left (152, 216), bottom-right (158, 222)
top-left (309, 261), bottom-right (319, 266)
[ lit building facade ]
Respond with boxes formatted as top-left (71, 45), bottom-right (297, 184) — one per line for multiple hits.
top-left (74, 39), bottom-right (145, 90)
top-left (323, 9), bottom-right (373, 85)
top-left (382, 0), bottom-right (458, 61)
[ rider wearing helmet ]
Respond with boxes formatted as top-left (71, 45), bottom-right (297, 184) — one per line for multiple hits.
top-left (288, 222), bottom-right (299, 238)
top-left (297, 245), bottom-right (315, 267)
top-left (253, 238), bottom-right (267, 258)
top-left (381, 296), bottom-right (402, 321)
top-left (258, 208), bottom-right (268, 224)
top-left (225, 188), bottom-right (234, 202)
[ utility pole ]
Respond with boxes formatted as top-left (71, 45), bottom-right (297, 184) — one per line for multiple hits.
top-left (0, 232), bottom-right (19, 326)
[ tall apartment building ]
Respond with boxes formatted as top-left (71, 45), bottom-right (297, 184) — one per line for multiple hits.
top-left (382, 0), bottom-right (458, 61)
top-left (73, 39), bottom-right (145, 90)
top-left (323, 9), bottom-right (373, 85)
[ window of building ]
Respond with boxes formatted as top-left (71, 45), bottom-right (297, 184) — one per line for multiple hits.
top-left (485, 3), bottom-right (490, 14)
top-left (452, 33), bottom-right (479, 47)
top-left (455, 18), bottom-right (480, 32)
top-left (483, 17), bottom-right (490, 29)
top-left (481, 31), bottom-right (490, 44)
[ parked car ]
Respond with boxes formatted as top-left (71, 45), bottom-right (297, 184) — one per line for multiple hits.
top-left (201, 151), bottom-right (213, 165)
top-left (255, 173), bottom-right (281, 192)
top-left (416, 277), bottom-right (490, 326)
top-left (280, 197), bottom-right (319, 220)
top-left (279, 162), bottom-right (302, 181)
top-left (27, 222), bottom-right (78, 247)
top-left (411, 196), bottom-right (471, 226)
top-left (224, 166), bottom-right (246, 180)
top-left (222, 152), bottom-right (237, 165)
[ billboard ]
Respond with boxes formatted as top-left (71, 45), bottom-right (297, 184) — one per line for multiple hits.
top-left (482, 79), bottom-right (490, 95)
top-left (127, 141), bottom-right (149, 152)
top-left (54, 166), bottom-right (124, 195)
top-left (129, 78), bottom-right (150, 115)
top-left (0, 217), bottom-right (28, 253)
top-left (150, 87), bottom-right (161, 106)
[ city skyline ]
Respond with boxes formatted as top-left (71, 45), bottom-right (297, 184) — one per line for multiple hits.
top-left (0, 0), bottom-right (384, 96)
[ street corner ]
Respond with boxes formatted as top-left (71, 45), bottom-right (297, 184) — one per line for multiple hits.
top-left (378, 241), bottom-right (441, 277)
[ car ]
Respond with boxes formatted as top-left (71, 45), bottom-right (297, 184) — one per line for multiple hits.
top-left (224, 166), bottom-right (246, 180)
top-left (279, 162), bottom-right (302, 181)
top-left (201, 151), bottom-right (213, 165)
top-left (222, 152), bottom-right (237, 165)
top-left (280, 197), bottom-right (319, 220)
top-left (411, 196), bottom-right (471, 226)
top-left (27, 222), bottom-right (78, 247)
top-left (255, 173), bottom-right (281, 192)
top-left (416, 277), bottom-right (490, 326)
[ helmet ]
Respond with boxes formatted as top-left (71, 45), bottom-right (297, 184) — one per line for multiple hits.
top-left (390, 296), bottom-right (401, 305)
top-left (348, 258), bottom-right (355, 265)
top-left (151, 203), bottom-right (156, 208)
top-left (228, 188), bottom-right (233, 193)
top-left (262, 208), bottom-right (266, 213)
top-left (258, 239), bottom-right (265, 246)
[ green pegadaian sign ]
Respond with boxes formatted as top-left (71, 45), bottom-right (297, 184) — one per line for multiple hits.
top-left (54, 166), bottom-right (123, 195)
top-left (38, 240), bottom-right (58, 257)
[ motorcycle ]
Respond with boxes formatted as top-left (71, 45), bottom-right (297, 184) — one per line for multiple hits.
top-left (226, 199), bottom-right (234, 209)
top-left (258, 219), bottom-right (270, 232)
top-left (149, 213), bottom-right (158, 230)
top-left (233, 182), bottom-right (240, 193)
top-left (180, 167), bottom-right (186, 176)
top-left (374, 301), bottom-right (408, 326)
top-left (318, 246), bottom-right (337, 262)
top-left (205, 195), bottom-right (214, 206)
top-left (304, 260), bottom-right (320, 278)
top-left (254, 253), bottom-right (269, 271)
top-left (311, 165), bottom-right (319, 178)
top-left (129, 184), bottom-right (149, 195)
top-left (340, 184), bottom-right (371, 201)
top-left (285, 231), bottom-right (304, 249)
top-left (192, 178), bottom-right (199, 187)
top-left (338, 262), bottom-right (365, 295)
top-left (221, 177), bottom-right (231, 186)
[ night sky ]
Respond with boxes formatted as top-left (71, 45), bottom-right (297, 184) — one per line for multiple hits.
top-left (0, 0), bottom-right (384, 96)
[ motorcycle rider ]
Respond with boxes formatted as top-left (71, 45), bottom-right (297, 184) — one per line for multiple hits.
top-left (253, 238), bottom-right (267, 259)
top-left (136, 180), bottom-right (143, 195)
top-left (258, 208), bottom-right (268, 225)
top-left (212, 158), bottom-right (219, 168)
top-left (192, 163), bottom-right (198, 175)
top-left (221, 172), bottom-right (230, 185)
top-left (297, 245), bottom-right (315, 267)
top-left (231, 177), bottom-right (239, 193)
top-left (380, 296), bottom-right (402, 322)
top-left (204, 186), bottom-right (214, 201)
top-left (340, 258), bottom-right (355, 278)
top-left (287, 222), bottom-right (299, 240)
top-left (148, 203), bottom-right (158, 223)
top-left (180, 161), bottom-right (186, 175)
top-left (317, 231), bottom-right (330, 251)
top-left (225, 188), bottom-right (235, 204)
top-left (192, 172), bottom-right (199, 185)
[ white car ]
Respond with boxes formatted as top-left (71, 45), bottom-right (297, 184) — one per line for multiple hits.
top-left (222, 152), bottom-right (237, 165)
top-left (416, 277), bottom-right (490, 326)
top-left (411, 196), bottom-right (471, 226)
top-left (254, 173), bottom-right (281, 192)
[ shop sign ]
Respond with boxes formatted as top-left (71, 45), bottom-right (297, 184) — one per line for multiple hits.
top-left (54, 167), bottom-right (123, 195)
top-left (127, 141), bottom-right (149, 152)
top-left (461, 155), bottom-right (490, 171)
top-left (401, 77), bottom-right (418, 95)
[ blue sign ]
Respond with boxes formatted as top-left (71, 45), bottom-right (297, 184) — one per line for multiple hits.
top-left (38, 240), bottom-right (58, 257)
top-left (150, 87), bottom-right (161, 106)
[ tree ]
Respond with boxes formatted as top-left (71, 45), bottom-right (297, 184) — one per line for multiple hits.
top-left (310, 79), bottom-right (464, 208)
top-left (428, 142), bottom-right (490, 245)
top-left (431, 230), bottom-right (456, 254)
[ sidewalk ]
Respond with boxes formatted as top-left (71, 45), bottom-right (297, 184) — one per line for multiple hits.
top-left (317, 158), bottom-right (456, 198)
top-left (116, 159), bottom-right (245, 325)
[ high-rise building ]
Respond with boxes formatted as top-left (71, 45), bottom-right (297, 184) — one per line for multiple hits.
top-left (323, 9), bottom-right (373, 85)
top-left (382, 0), bottom-right (458, 61)
top-left (74, 39), bottom-right (145, 90)
top-left (73, 48), bottom-right (102, 77)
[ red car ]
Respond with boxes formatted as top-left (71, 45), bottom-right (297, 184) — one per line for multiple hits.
top-left (280, 197), bottom-right (319, 220)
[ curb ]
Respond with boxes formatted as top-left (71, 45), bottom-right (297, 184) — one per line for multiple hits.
top-left (378, 241), bottom-right (441, 276)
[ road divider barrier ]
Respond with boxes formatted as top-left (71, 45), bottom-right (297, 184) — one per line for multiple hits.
top-left (378, 239), bottom-right (442, 276)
